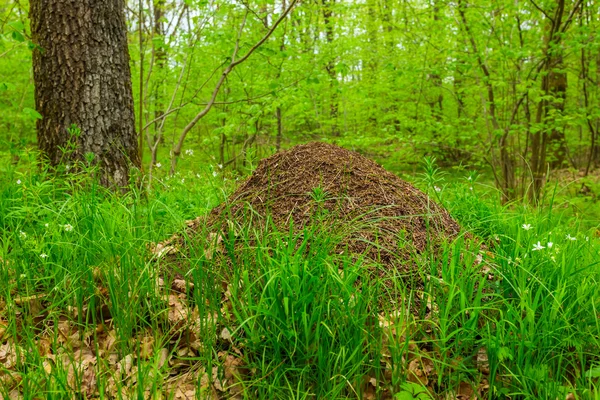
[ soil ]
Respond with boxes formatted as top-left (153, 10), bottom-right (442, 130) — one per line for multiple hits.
top-left (203, 142), bottom-right (462, 278)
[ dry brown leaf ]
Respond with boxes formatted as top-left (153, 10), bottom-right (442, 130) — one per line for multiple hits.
top-left (158, 348), bottom-right (170, 369)
top-left (42, 359), bottom-right (53, 374)
top-left (0, 341), bottom-right (19, 369)
top-left (173, 385), bottom-right (196, 399)
top-left (407, 356), bottom-right (434, 386)
top-left (476, 348), bottom-right (489, 375)
top-left (117, 354), bottom-right (134, 379)
top-left (172, 278), bottom-right (193, 294)
top-left (204, 232), bottom-right (224, 260)
top-left (140, 335), bottom-right (155, 359)
top-left (56, 319), bottom-right (83, 348)
top-left (363, 376), bottom-right (377, 400)
top-left (221, 327), bottom-right (232, 342)
top-left (212, 365), bottom-right (226, 392)
top-left (0, 389), bottom-right (21, 400)
top-left (0, 369), bottom-right (22, 392)
top-left (102, 329), bottom-right (118, 353)
top-left (167, 294), bottom-right (189, 329)
top-left (457, 381), bottom-right (475, 399)
top-left (0, 319), bottom-right (8, 341)
top-left (151, 242), bottom-right (179, 259)
top-left (59, 348), bottom-right (97, 396)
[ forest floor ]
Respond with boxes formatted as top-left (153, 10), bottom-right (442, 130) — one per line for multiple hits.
top-left (1, 144), bottom-right (599, 399)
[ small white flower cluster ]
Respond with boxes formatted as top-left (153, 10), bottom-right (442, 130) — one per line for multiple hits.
top-left (532, 241), bottom-right (553, 251)
top-left (63, 224), bottom-right (73, 232)
top-left (184, 149), bottom-right (194, 156)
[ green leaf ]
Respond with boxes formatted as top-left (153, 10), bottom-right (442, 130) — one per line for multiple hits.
top-left (586, 366), bottom-right (600, 378)
top-left (8, 21), bottom-right (25, 31)
top-left (11, 30), bottom-right (25, 43)
top-left (22, 108), bottom-right (43, 120)
top-left (8, 21), bottom-right (26, 42)
top-left (395, 392), bottom-right (416, 400)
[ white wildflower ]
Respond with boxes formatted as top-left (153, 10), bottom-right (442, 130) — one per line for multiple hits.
top-left (185, 149), bottom-right (194, 156)
top-left (16, 179), bottom-right (22, 185)
top-left (156, 162), bottom-right (162, 168)
top-left (522, 224), bottom-right (532, 231)
top-left (434, 186), bottom-right (441, 193)
top-left (44, 223), bottom-right (49, 228)
top-left (218, 164), bottom-right (223, 170)
top-left (181, 178), bottom-right (185, 184)
top-left (532, 241), bottom-right (544, 251)
top-left (40, 253), bottom-right (48, 259)
top-left (212, 171), bottom-right (218, 178)
top-left (63, 224), bottom-right (73, 232)
top-left (196, 174), bottom-right (201, 179)
top-left (566, 234), bottom-right (576, 241)
top-left (547, 242), bottom-right (553, 248)
top-left (19, 231), bottom-right (27, 239)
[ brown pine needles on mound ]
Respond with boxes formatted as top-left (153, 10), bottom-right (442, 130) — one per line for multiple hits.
top-left (204, 142), bottom-right (462, 276)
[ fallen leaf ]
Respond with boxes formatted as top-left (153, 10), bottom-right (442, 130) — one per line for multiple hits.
top-left (457, 381), bottom-right (475, 399)
top-left (476, 348), bottom-right (490, 375)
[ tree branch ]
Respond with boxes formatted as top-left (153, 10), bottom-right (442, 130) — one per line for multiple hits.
top-left (169, 0), bottom-right (299, 175)
top-left (529, 0), bottom-right (554, 23)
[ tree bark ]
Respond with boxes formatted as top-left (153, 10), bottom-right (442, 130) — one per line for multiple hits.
top-left (30, 0), bottom-right (140, 188)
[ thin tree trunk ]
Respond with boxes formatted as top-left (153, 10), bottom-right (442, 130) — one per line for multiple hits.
top-left (530, 0), bottom-right (581, 200)
top-left (276, 0), bottom-right (287, 151)
top-left (154, 0), bottom-right (167, 143)
top-left (322, 0), bottom-right (338, 135)
top-left (459, 0), bottom-right (515, 202)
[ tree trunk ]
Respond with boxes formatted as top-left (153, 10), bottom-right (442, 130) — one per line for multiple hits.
top-left (530, 0), bottom-right (574, 199)
top-left (30, 0), bottom-right (140, 188)
top-left (154, 0), bottom-right (167, 141)
top-left (322, 0), bottom-right (338, 135)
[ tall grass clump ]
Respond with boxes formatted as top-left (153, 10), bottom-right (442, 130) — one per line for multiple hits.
top-left (216, 218), bottom-right (384, 398)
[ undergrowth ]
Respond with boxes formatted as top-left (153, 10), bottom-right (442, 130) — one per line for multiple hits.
top-left (0, 152), bottom-right (599, 399)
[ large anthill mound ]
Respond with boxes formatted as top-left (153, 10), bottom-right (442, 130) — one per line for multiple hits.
top-left (205, 142), bottom-right (461, 275)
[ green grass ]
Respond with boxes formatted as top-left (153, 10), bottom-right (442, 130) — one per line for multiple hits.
top-left (0, 150), bottom-right (599, 399)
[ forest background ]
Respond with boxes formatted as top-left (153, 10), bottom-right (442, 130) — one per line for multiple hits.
top-left (2, 0), bottom-right (600, 207)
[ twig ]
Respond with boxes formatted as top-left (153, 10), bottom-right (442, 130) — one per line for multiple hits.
top-left (169, 0), bottom-right (299, 175)
top-left (529, 0), bottom-right (554, 23)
